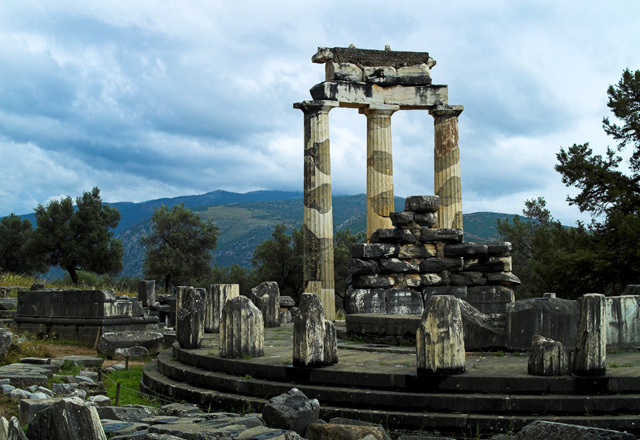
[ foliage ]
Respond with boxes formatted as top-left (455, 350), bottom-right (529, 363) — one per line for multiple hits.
top-left (0, 273), bottom-right (44, 290)
top-left (52, 271), bottom-right (140, 296)
top-left (103, 365), bottom-right (161, 407)
top-left (3, 339), bottom-right (54, 365)
top-left (500, 69), bottom-right (640, 298)
top-left (333, 228), bottom-right (365, 309)
top-left (205, 264), bottom-right (254, 297)
top-left (31, 187), bottom-right (123, 285)
top-left (0, 214), bottom-right (47, 275)
top-left (140, 203), bottom-right (219, 291)
top-left (251, 223), bottom-right (303, 302)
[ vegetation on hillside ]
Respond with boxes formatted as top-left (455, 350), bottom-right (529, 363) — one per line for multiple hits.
top-left (499, 68), bottom-right (640, 299)
top-left (140, 203), bottom-right (219, 291)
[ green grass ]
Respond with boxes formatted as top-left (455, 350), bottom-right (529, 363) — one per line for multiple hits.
top-left (494, 350), bottom-right (506, 357)
top-left (103, 365), bottom-right (161, 407)
top-left (49, 361), bottom-right (81, 384)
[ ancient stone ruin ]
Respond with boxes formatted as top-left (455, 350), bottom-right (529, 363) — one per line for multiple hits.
top-left (14, 289), bottom-right (159, 342)
top-left (295, 46), bottom-right (464, 319)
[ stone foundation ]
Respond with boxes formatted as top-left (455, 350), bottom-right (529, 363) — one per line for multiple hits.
top-left (14, 289), bottom-right (159, 342)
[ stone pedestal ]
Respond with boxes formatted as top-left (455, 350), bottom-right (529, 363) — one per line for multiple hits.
top-left (219, 296), bottom-right (264, 359)
top-left (360, 104), bottom-right (398, 239)
top-left (293, 293), bottom-right (338, 367)
top-left (206, 284), bottom-right (239, 333)
top-left (176, 287), bottom-right (204, 349)
top-left (250, 281), bottom-right (280, 328)
top-left (429, 106), bottom-right (464, 229)
top-left (574, 293), bottom-right (607, 376)
top-left (295, 101), bottom-right (338, 321)
top-left (528, 335), bottom-right (572, 376)
top-left (137, 280), bottom-right (155, 307)
top-left (416, 295), bottom-right (465, 374)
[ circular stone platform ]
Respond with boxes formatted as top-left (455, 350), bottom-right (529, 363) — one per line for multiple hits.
top-left (142, 323), bottom-right (640, 437)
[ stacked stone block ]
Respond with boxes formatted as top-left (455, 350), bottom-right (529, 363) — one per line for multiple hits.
top-left (176, 287), bottom-right (205, 349)
top-left (346, 195), bottom-right (519, 316)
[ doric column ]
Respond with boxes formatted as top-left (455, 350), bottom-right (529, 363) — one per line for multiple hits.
top-left (294, 100), bottom-right (338, 320)
top-left (429, 105), bottom-right (464, 229)
top-left (359, 104), bottom-right (399, 239)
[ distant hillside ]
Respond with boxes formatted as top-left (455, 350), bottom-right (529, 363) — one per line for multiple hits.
top-left (9, 189), bottom-right (521, 277)
top-left (114, 193), bottom-right (519, 276)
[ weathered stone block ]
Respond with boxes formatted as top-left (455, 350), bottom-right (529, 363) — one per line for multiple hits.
top-left (206, 284), bottom-right (239, 333)
top-left (305, 423), bottom-right (386, 440)
top-left (605, 295), bottom-right (640, 348)
top-left (389, 211), bottom-right (414, 227)
top-left (420, 273), bottom-right (445, 287)
top-left (420, 257), bottom-right (463, 273)
top-left (423, 286), bottom-right (468, 303)
top-left (464, 256), bottom-right (512, 272)
top-left (487, 271), bottom-right (521, 286)
top-left (280, 296), bottom-right (296, 308)
top-left (487, 242), bottom-right (512, 256)
top-left (466, 286), bottom-right (515, 315)
top-left (397, 64), bottom-right (432, 85)
top-left (417, 295), bottom-right (465, 374)
top-left (574, 293), bottom-right (607, 376)
top-left (351, 243), bottom-right (399, 259)
top-left (457, 299), bottom-right (507, 350)
top-left (352, 274), bottom-right (394, 289)
top-left (391, 273), bottom-right (422, 288)
top-left (349, 258), bottom-right (379, 275)
top-left (219, 296), bottom-right (264, 359)
top-left (387, 289), bottom-right (423, 315)
top-left (414, 212), bottom-right (437, 227)
top-left (507, 298), bottom-right (580, 350)
top-left (527, 335), bottom-right (572, 376)
top-left (26, 397), bottom-right (106, 440)
top-left (398, 244), bottom-right (436, 259)
top-left (379, 258), bottom-right (419, 273)
top-left (404, 195), bottom-right (439, 213)
top-left (444, 243), bottom-right (488, 258)
top-left (363, 65), bottom-right (397, 84)
top-left (97, 331), bottom-right (164, 358)
top-left (262, 388), bottom-right (320, 435)
top-left (369, 228), bottom-right (417, 244)
top-left (325, 62), bottom-right (362, 82)
top-left (137, 280), bottom-right (155, 307)
top-left (420, 228), bottom-right (464, 243)
top-left (251, 281), bottom-right (280, 328)
top-left (176, 287), bottom-right (205, 349)
top-left (293, 293), bottom-right (337, 366)
top-left (450, 271), bottom-right (486, 286)
top-left (515, 420), bottom-right (635, 440)
top-left (346, 289), bottom-right (387, 314)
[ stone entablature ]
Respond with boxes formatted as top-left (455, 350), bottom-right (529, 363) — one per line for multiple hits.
top-left (295, 46), bottom-right (464, 316)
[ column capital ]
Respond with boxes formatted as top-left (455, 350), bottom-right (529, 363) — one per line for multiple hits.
top-left (358, 103), bottom-right (400, 117)
top-left (429, 105), bottom-right (464, 118)
top-left (293, 100), bottom-right (339, 114)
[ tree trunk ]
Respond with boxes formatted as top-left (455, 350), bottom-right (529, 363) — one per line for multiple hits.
top-left (67, 266), bottom-right (79, 286)
top-left (164, 274), bottom-right (171, 293)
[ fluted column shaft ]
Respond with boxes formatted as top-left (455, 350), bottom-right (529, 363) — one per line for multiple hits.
top-left (430, 105), bottom-right (464, 229)
top-left (294, 100), bottom-right (338, 320)
top-left (360, 105), bottom-right (398, 239)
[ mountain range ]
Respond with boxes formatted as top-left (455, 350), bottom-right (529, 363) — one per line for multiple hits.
top-left (17, 190), bottom-right (519, 277)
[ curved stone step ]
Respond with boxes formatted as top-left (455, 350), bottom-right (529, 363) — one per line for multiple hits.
top-left (171, 344), bottom-right (640, 396)
top-left (142, 360), bottom-right (640, 435)
top-left (153, 349), bottom-right (640, 416)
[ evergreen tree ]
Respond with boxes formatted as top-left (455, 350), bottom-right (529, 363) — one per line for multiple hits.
top-left (251, 223), bottom-right (303, 301)
top-left (32, 187), bottom-right (123, 285)
top-left (140, 203), bottom-right (218, 291)
top-left (0, 214), bottom-right (47, 275)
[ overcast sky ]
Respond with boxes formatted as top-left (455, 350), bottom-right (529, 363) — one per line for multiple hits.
top-left (1, 1), bottom-right (638, 225)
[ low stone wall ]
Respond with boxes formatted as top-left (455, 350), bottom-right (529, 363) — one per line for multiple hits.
top-left (14, 289), bottom-right (159, 342)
